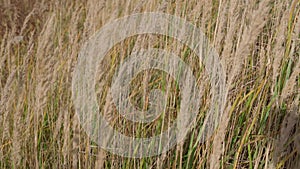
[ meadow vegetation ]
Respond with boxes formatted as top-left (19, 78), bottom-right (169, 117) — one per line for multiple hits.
top-left (0, 0), bottom-right (299, 168)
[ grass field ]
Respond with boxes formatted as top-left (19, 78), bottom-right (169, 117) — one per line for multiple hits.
top-left (0, 0), bottom-right (299, 168)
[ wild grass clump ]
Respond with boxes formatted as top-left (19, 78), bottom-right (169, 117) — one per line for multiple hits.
top-left (0, 0), bottom-right (299, 168)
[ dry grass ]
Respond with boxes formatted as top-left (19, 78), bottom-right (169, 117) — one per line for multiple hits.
top-left (0, 0), bottom-right (299, 168)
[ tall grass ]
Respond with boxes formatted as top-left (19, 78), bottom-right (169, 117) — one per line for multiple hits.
top-left (0, 0), bottom-right (299, 168)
